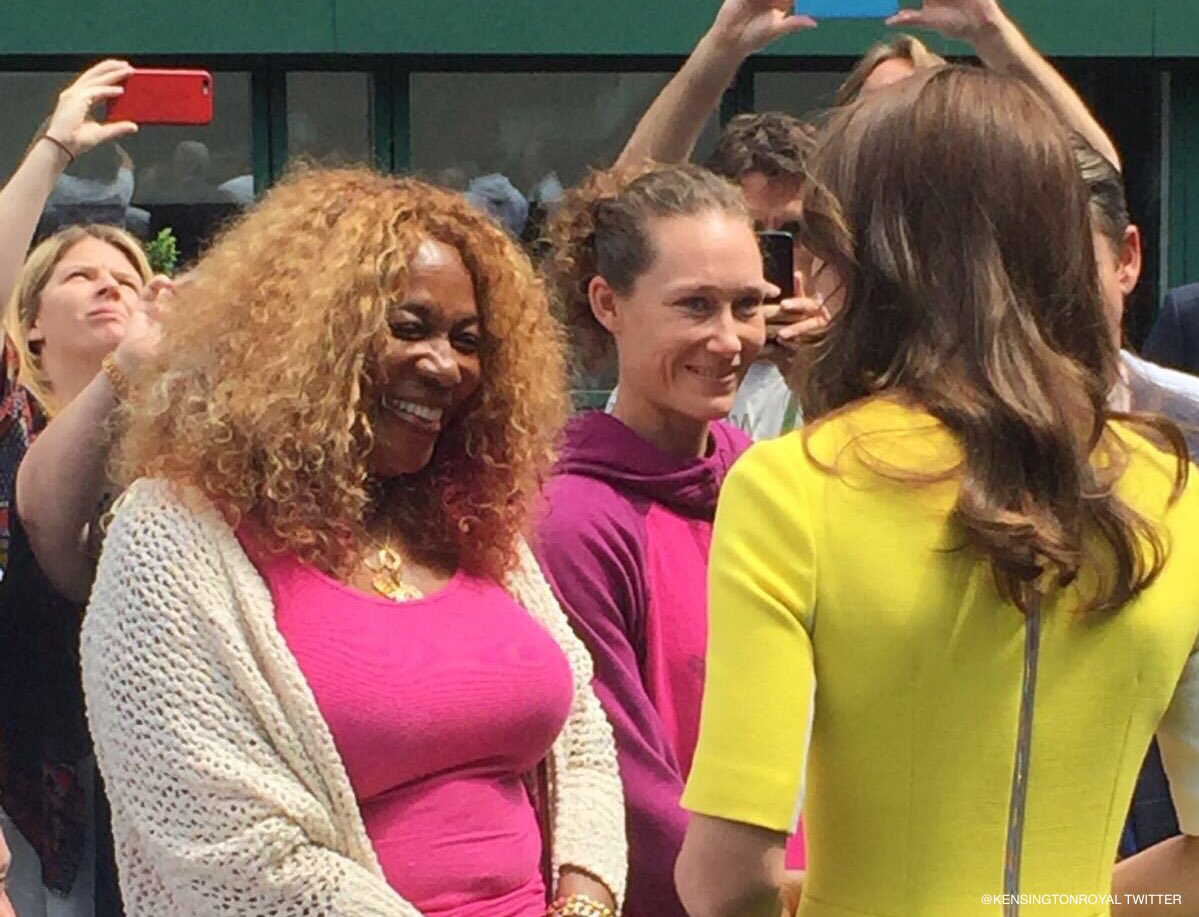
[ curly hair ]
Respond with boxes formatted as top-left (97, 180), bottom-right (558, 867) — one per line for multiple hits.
top-left (116, 166), bottom-right (568, 583)
top-left (704, 112), bottom-right (816, 184)
top-left (541, 162), bottom-right (750, 375)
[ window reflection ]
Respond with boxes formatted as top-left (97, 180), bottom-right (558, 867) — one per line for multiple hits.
top-left (410, 71), bottom-right (719, 243)
top-left (286, 72), bottom-right (373, 164)
top-left (0, 70), bottom-right (253, 267)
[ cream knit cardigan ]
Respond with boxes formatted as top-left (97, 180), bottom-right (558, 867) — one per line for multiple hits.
top-left (81, 479), bottom-right (627, 917)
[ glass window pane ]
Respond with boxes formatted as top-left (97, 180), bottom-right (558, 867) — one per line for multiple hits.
top-left (286, 72), bottom-right (374, 164)
top-left (0, 72), bottom-right (73, 180)
top-left (0, 70), bottom-right (253, 268)
top-left (410, 71), bottom-right (719, 237)
top-left (122, 72), bottom-right (253, 266)
top-left (754, 71), bottom-right (849, 120)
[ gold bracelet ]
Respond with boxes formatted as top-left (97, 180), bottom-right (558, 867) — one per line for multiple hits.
top-left (547, 894), bottom-right (614, 917)
top-left (101, 352), bottom-right (131, 401)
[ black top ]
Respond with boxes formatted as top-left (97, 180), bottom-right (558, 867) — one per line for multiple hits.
top-left (1144, 283), bottom-right (1199, 374)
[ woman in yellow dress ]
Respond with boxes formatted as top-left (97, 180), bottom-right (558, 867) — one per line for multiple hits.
top-left (676, 66), bottom-right (1199, 917)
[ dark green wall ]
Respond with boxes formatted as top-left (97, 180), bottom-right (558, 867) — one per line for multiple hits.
top-left (2, 1), bottom-right (1194, 57)
top-left (1171, 69), bottom-right (1199, 286)
top-left (1157, 1), bottom-right (1199, 56)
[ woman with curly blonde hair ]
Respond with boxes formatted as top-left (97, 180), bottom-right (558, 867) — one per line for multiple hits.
top-left (81, 166), bottom-right (626, 917)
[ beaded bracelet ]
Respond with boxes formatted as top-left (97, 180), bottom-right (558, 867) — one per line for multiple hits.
top-left (547, 894), bottom-right (615, 917)
top-left (101, 353), bottom-right (131, 401)
top-left (40, 134), bottom-right (76, 164)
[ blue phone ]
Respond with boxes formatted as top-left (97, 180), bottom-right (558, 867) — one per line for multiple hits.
top-left (796, 0), bottom-right (899, 17)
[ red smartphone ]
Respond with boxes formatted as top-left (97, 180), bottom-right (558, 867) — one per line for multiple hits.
top-left (106, 69), bottom-right (214, 126)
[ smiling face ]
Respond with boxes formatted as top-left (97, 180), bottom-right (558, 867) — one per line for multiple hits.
top-left (593, 211), bottom-right (770, 427)
top-left (367, 239), bottom-right (483, 478)
top-left (28, 236), bottom-right (144, 371)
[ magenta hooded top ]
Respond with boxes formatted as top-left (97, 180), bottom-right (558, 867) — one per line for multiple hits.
top-left (536, 411), bottom-right (754, 917)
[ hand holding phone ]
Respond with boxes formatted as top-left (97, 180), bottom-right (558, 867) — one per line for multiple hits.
top-left (769, 280), bottom-right (830, 345)
top-left (795, 0), bottom-right (900, 18)
top-left (41, 61), bottom-right (139, 162)
top-left (106, 69), bottom-right (214, 126)
top-left (758, 230), bottom-right (795, 304)
top-left (762, 270), bottom-right (830, 372)
top-left (709, 0), bottom-right (818, 56)
top-left (884, 1), bottom-right (1002, 44)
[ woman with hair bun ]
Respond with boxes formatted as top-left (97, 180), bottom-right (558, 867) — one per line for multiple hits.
top-left (538, 162), bottom-right (774, 917)
top-left (81, 166), bottom-right (626, 917)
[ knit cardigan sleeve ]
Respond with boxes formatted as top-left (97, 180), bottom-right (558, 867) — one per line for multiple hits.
top-left (81, 480), bottom-right (422, 917)
top-left (509, 540), bottom-right (629, 910)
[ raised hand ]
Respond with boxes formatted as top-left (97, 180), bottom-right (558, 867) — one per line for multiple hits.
top-left (45, 59), bottom-right (139, 161)
top-left (710, 0), bottom-right (818, 56)
top-left (113, 274), bottom-right (174, 374)
top-left (885, 0), bottom-right (1005, 44)
top-left (763, 270), bottom-right (831, 372)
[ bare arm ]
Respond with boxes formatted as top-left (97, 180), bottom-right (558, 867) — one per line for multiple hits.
top-left (556, 869), bottom-right (618, 914)
top-left (15, 371), bottom-right (119, 600)
top-left (0, 143), bottom-right (69, 309)
top-left (15, 277), bottom-right (168, 601)
top-left (1112, 835), bottom-right (1199, 916)
top-left (617, 0), bottom-right (815, 168)
top-left (676, 814), bottom-right (787, 917)
top-left (0, 60), bottom-right (137, 311)
top-left (888, 0), bottom-right (1121, 169)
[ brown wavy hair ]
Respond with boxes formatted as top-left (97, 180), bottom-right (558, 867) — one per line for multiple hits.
top-left (835, 34), bottom-right (946, 107)
top-left (116, 166), bottom-right (567, 582)
top-left (704, 113), bottom-right (817, 184)
top-left (795, 66), bottom-right (1187, 614)
top-left (541, 162), bottom-right (750, 375)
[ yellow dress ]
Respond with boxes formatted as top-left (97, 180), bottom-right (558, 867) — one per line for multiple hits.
top-left (682, 398), bottom-right (1199, 917)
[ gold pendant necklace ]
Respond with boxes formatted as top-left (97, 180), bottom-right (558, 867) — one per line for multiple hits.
top-left (363, 544), bottom-right (425, 602)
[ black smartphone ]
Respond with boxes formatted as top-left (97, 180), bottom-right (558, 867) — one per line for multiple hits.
top-left (758, 231), bottom-right (794, 304)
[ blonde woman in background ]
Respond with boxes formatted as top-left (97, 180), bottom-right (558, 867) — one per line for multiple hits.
top-left (0, 59), bottom-right (162, 917)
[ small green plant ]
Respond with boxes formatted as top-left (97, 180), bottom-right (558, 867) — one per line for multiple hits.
top-left (145, 227), bottom-right (180, 276)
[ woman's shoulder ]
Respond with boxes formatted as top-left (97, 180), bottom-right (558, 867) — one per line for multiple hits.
top-left (803, 398), bottom-right (955, 462)
top-left (115, 477), bottom-right (221, 516)
top-left (92, 480), bottom-right (268, 634)
top-left (535, 479), bottom-right (648, 577)
top-left (105, 478), bottom-right (237, 564)
top-left (734, 398), bottom-right (946, 470)
top-left (1105, 422), bottom-right (1199, 523)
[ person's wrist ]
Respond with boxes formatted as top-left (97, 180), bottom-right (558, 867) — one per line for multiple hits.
top-left (36, 133), bottom-right (75, 170)
top-left (701, 24), bottom-right (758, 63)
top-left (101, 352), bottom-right (132, 401)
top-left (967, 8), bottom-right (1016, 57)
top-left (546, 894), bottom-right (615, 917)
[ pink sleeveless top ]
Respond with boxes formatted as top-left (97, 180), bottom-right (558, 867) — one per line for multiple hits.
top-left (240, 534), bottom-right (574, 916)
